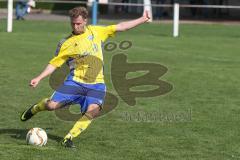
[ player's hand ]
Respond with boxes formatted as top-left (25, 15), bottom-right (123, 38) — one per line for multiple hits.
top-left (143, 10), bottom-right (151, 22)
top-left (30, 77), bottom-right (41, 88)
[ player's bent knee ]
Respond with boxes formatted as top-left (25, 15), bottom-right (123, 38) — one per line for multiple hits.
top-left (46, 101), bottom-right (60, 111)
top-left (86, 104), bottom-right (101, 119)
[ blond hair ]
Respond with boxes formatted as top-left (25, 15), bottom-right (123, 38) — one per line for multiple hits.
top-left (69, 6), bottom-right (88, 19)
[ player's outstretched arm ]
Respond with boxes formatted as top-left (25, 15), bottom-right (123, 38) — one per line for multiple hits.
top-left (116, 10), bottom-right (150, 32)
top-left (30, 64), bottom-right (57, 88)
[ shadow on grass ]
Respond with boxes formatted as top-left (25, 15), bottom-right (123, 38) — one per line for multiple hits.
top-left (0, 128), bottom-right (62, 142)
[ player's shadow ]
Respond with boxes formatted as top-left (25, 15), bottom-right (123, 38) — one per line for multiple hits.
top-left (0, 128), bottom-right (62, 142)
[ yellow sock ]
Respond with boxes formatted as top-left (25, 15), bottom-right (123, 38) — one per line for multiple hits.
top-left (64, 115), bottom-right (92, 140)
top-left (31, 98), bottom-right (48, 114)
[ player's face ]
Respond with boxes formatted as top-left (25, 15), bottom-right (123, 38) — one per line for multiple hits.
top-left (71, 15), bottom-right (87, 35)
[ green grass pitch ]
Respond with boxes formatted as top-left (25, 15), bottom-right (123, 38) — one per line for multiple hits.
top-left (0, 20), bottom-right (240, 160)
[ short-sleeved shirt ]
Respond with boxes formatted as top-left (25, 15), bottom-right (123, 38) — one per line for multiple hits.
top-left (49, 25), bottom-right (116, 84)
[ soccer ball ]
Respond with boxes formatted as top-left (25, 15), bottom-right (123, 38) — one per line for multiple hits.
top-left (26, 128), bottom-right (48, 146)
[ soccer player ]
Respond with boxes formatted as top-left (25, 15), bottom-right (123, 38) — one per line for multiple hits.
top-left (20, 6), bottom-right (150, 148)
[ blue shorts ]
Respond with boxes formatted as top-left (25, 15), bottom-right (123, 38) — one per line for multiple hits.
top-left (51, 80), bottom-right (106, 113)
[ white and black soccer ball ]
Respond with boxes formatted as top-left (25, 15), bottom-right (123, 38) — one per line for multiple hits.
top-left (26, 128), bottom-right (47, 146)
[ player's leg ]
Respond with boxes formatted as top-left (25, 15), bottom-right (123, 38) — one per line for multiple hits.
top-left (15, 2), bottom-right (22, 20)
top-left (64, 104), bottom-right (100, 139)
top-left (20, 80), bottom-right (81, 121)
top-left (62, 83), bottom-right (106, 148)
top-left (62, 104), bottom-right (101, 148)
top-left (20, 98), bottom-right (62, 121)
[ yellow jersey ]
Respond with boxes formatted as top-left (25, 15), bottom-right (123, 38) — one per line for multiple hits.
top-left (49, 25), bottom-right (116, 84)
